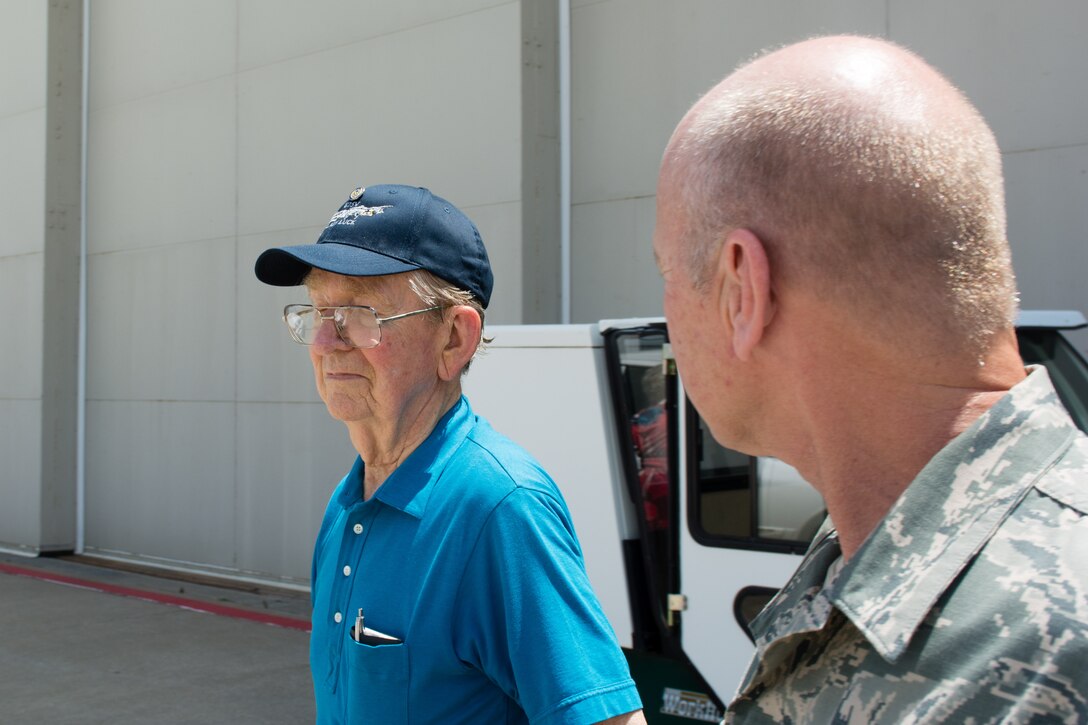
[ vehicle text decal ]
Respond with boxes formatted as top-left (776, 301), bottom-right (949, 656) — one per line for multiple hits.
top-left (660, 688), bottom-right (723, 722)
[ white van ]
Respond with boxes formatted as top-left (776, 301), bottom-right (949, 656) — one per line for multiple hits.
top-left (464, 311), bottom-right (1088, 724)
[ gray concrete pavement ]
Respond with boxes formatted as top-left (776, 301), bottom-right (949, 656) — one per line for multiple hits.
top-left (0, 554), bottom-right (315, 724)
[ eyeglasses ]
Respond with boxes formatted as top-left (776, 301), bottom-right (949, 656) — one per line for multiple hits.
top-left (282, 304), bottom-right (444, 349)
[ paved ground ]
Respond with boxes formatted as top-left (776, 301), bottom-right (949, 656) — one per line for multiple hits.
top-left (0, 553), bottom-right (315, 724)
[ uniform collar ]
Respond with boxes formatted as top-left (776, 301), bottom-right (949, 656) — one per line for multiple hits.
top-left (335, 396), bottom-right (476, 519)
top-left (833, 366), bottom-right (1079, 661)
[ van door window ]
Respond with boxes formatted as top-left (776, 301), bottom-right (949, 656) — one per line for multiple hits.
top-left (604, 327), bottom-right (679, 644)
top-left (688, 403), bottom-right (827, 553)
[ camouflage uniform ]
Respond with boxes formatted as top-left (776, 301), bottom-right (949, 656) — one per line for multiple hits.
top-left (726, 367), bottom-right (1088, 724)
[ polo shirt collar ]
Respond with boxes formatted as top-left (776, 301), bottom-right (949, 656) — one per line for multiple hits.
top-left (334, 455), bottom-right (366, 507)
top-left (832, 366), bottom-right (1079, 662)
top-left (335, 396), bottom-right (475, 518)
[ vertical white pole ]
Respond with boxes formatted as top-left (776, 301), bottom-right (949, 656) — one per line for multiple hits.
top-left (75, 0), bottom-right (90, 554)
top-left (559, 0), bottom-right (571, 324)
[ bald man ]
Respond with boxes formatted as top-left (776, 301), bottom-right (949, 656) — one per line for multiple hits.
top-left (654, 36), bottom-right (1088, 722)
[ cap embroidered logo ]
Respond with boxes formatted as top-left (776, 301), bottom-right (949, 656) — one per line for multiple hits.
top-left (326, 205), bottom-right (392, 227)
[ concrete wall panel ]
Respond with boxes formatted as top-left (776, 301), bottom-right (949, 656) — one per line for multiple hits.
top-left (570, 195), bottom-right (660, 322)
top-left (0, 0), bottom-right (46, 118)
top-left (85, 400), bottom-right (237, 568)
top-left (238, 0), bottom-right (511, 70)
top-left (888, 0), bottom-right (1088, 152)
top-left (1005, 145), bottom-right (1088, 314)
top-left (570, 0), bottom-right (887, 207)
top-left (238, 0), bottom-right (509, 67)
top-left (236, 3), bottom-right (520, 238)
top-left (87, 238), bottom-right (237, 402)
top-left (89, 0), bottom-right (237, 110)
top-left (235, 402), bottom-right (355, 583)
top-left (0, 400), bottom-right (42, 552)
top-left (87, 77), bottom-right (236, 254)
top-left (0, 110), bottom-right (45, 258)
top-left (0, 7), bottom-right (47, 558)
top-left (0, 253), bottom-right (44, 399)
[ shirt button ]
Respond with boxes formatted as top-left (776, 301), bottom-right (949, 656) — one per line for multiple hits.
top-left (343, 565), bottom-right (352, 577)
top-left (334, 612), bottom-right (343, 623)
top-left (353, 523), bottom-right (363, 535)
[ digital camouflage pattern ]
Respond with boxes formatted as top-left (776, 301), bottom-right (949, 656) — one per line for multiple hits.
top-left (726, 367), bottom-right (1088, 724)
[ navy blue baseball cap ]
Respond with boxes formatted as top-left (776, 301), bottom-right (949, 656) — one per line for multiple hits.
top-left (254, 184), bottom-right (493, 307)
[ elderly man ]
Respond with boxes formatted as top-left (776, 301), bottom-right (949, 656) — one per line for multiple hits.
top-left (255, 184), bottom-right (644, 724)
top-left (654, 36), bottom-right (1088, 722)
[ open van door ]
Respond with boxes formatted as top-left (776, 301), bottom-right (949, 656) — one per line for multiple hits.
top-left (602, 323), bottom-right (825, 720)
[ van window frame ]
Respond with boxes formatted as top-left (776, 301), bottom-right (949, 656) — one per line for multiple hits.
top-left (602, 325), bottom-right (683, 654)
top-left (684, 399), bottom-right (816, 555)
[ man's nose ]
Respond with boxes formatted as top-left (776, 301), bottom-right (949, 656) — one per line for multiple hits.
top-left (310, 317), bottom-right (351, 353)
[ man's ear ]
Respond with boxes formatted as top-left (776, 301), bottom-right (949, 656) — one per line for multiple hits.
top-left (437, 306), bottom-right (483, 382)
top-left (716, 228), bottom-right (774, 361)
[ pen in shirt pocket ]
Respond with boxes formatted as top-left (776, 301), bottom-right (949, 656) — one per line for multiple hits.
top-left (352, 608), bottom-right (402, 646)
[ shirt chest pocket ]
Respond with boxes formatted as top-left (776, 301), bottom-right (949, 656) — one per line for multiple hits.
top-left (344, 639), bottom-right (410, 723)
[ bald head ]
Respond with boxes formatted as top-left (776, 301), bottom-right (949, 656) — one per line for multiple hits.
top-left (662, 36), bottom-right (1017, 350)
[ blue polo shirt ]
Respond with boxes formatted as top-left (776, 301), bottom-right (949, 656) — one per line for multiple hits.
top-left (310, 396), bottom-right (642, 724)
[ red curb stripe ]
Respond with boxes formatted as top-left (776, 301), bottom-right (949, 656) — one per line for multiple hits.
top-left (0, 561), bottom-right (311, 632)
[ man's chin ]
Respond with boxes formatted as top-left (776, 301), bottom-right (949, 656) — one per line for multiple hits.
top-left (320, 398), bottom-right (374, 424)
top-left (706, 420), bottom-right (762, 457)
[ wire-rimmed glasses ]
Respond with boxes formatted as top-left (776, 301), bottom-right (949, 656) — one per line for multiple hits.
top-left (282, 304), bottom-right (444, 349)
